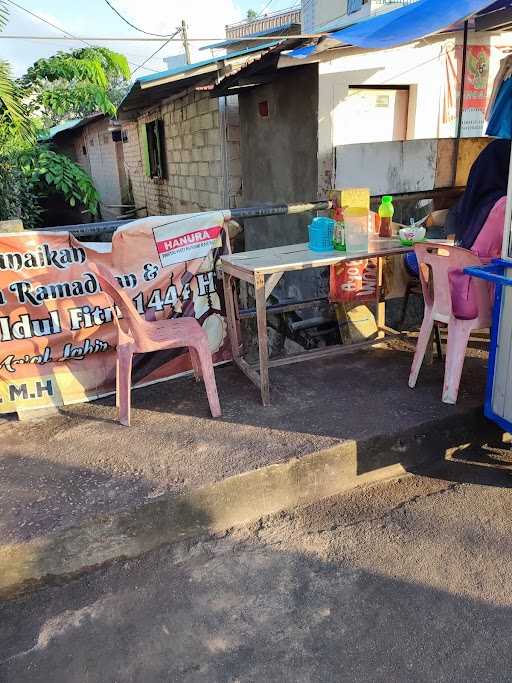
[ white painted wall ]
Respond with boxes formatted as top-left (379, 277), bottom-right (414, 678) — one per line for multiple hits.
top-left (316, 30), bottom-right (512, 195)
top-left (317, 36), bottom-right (448, 195)
top-left (302, 0), bottom-right (411, 33)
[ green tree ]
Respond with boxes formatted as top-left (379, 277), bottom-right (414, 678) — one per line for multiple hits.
top-left (20, 47), bottom-right (131, 125)
top-left (0, 1), bottom-right (34, 148)
top-left (247, 9), bottom-right (258, 20)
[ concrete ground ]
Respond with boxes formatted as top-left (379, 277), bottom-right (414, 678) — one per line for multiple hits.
top-left (0, 345), bottom-right (489, 544)
top-left (2, 455), bottom-right (512, 683)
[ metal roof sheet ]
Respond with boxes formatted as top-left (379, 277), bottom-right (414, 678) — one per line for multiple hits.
top-left (199, 23), bottom-right (297, 51)
top-left (137, 42), bottom-right (279, 85)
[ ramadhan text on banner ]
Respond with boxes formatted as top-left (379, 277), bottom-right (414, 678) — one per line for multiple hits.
top-left (0, 212), bottom-right (231, 414)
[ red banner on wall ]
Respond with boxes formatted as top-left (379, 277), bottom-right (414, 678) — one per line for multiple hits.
top-left (0, 212), bottom-right (231, 414)
top-left (442, 44), bottom-right (491, 137)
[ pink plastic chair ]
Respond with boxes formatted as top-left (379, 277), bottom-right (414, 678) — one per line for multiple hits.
top-left (91, 264), bottom-right (221, 426)
top-left (408, 244), bottom-right (492, 404)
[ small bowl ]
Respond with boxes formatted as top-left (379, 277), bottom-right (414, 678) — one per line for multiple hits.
top-left (399, 226), bottom-right (426, 246)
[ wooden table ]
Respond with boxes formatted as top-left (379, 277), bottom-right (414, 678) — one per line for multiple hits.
top-left (221, 237), bottom-right (417, 406)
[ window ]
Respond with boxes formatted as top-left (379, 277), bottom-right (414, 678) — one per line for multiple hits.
top-left (142, 119), bottom-right (166, 179)
top-left (112, 130), bottom-right (128, 143)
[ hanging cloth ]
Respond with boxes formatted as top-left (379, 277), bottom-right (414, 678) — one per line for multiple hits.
top-left (486, 54), bottom-right (512, 120)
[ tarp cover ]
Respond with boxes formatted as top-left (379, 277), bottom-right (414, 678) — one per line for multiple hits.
top-left (290, 0), bottom-right (497, 56)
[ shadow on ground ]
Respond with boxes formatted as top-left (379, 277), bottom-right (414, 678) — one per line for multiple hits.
top-left (0, 347), bottom-right (498, 543)
top-left (2, 461), bottom-right (512, 682)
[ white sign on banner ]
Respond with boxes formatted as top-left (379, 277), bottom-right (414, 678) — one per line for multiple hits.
top-left (152, 212), bottom-right (226, 267)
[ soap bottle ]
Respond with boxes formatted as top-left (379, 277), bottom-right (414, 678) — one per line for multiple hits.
top-left (378, 195), bottom-right (394, 238)
top-left (332, 207), bottom-right (346, 251)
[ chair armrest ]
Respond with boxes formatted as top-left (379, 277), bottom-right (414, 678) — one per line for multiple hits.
top-left (464, 260), bottom-right (512, 287)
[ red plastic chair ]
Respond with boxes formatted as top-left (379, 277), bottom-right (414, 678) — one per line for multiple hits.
top-left (91, 263), bottom-right (221, 425)
top-left (408, 243), bottom-right (492, 404)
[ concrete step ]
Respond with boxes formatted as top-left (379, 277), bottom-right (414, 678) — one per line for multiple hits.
top-left (0, 348), bottom-right (501, 598)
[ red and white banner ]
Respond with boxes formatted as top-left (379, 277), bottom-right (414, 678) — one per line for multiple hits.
top-left (329, 259), bottom-right (378, 304)
top-left (152, 213), bottom-right (224, 267)
top-left (0, 211), bottom-right (231, 414)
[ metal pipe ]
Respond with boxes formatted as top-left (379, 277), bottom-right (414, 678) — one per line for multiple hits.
top-left (456, 20), bottom-right (469, 140)
top-left (231, 200), bottom-right (331, 220)
top-left (39, 200), bottom-right (333, 237)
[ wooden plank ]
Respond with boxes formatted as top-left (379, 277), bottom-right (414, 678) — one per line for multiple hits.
top-left (376, 257), bottom-right (385, 339)
top-left (234, 356), bottom-right (262, 389)
top-left (455, 138), bottom-right (492, 188)
top-left (263, 338), bottom-right (378, 368)
top-left (254, 271), bottom-right (270, 406)
top-left (435, 138), bottom-right (457, 189)
top-left (222, 271), bottom-right (241, 362)
top-left (222, 238), bottom-right (416, 275)
top-left (265, 271), bottom-right (284, 300)
top-left (219, 261), bottom-right (255, 283)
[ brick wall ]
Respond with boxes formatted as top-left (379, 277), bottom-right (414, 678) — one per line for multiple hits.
top-left (122, 88), bottom-right (242, 217)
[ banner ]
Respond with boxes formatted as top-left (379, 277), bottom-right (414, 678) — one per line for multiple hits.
top-left (442, 44), bottom-right (491, 137)
top-left (329, 258), bottom-right (378, 304)
top-left (0, 212), bottom-right (231, 414)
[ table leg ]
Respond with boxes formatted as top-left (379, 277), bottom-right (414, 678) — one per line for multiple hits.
top-left (377, 257), bottom-right (385, 338)
top-left (255, 272), bottom-right (270, 406)
top-left (222, 271), bottom-right (240, 361)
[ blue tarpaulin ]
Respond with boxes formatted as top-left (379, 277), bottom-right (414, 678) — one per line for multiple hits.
top-left (290, 0), bottom-right (498, 57)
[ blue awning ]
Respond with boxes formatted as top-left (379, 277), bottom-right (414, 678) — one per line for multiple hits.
top-left (290, 0), bottom-right (498, 57)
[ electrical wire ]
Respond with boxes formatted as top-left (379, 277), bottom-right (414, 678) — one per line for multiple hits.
top-left (103, 0), bottom-right (177, 38)
top-left (131, 28), bottom-right (182, 77)
top-left (4, 0), bottom-right (159, 72)
top-left (255, 0), bottom-right (276, 18)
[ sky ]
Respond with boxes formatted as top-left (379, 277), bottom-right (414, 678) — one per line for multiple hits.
top-left (1, 0), bottom-right (298, 78)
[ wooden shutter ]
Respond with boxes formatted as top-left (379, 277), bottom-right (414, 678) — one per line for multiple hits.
top-left (156, 119), bottom-right (167, 178)
top-left (138, 122), bottom-right (150, 176)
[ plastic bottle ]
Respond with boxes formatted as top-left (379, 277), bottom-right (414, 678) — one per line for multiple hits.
top-left (332, 207), bottom-right (346, 251)
top-left (378, 195), bottom-right (394, 238)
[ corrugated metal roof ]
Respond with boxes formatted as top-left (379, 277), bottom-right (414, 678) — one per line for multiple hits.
top-left (200, 23), bottom-right (297, 51)
top-left (137, 42), bottom-right (279, 85)
top-left (39, 114), bottom-right (106, 141)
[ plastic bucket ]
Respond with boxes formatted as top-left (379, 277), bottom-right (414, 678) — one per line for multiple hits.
top-left (308, 217), bottom-right (335, 252)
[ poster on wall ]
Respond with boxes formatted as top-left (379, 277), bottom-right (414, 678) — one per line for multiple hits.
top-left (442, 44), bottom-right (491, 137)
top-left (0, 212), bottom-right (231, 415)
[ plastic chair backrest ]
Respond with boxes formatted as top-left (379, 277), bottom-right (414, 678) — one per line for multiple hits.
top-left (414, 243), bottom-right (489, 321)
top-left (91, 263), bottom-right (148, 347)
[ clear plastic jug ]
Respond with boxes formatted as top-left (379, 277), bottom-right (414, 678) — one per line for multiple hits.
top-left (345, 207), bottom-right (369, 253)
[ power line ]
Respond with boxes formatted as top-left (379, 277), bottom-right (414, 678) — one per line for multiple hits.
top-left (4, 0), bottom-right (159, 72)
top-left (0, 33), bottom-right (320, 41)
top-left (103, 0), bottom-right (177, 38)
top-left (255, 0), bottom-right (276, 18)
top-left (131, 28), bottom-right (182, 78)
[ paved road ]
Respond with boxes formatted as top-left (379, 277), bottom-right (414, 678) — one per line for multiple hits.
top-left (2, 457), bottom-right (512, 682)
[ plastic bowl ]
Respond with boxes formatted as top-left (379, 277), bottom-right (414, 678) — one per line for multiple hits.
top-left (399, 226), bottom-right (426, 246)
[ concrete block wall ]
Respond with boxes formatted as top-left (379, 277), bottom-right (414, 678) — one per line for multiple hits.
top-left (67, 120), bottom-right (128, 221)
top-left (122, 89), bottom-right (242, 217)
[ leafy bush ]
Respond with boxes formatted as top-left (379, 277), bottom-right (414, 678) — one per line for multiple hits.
top-left (21, 148), bottom-right (100, 216)
top-left (0, 155), bottom-right (42, 229)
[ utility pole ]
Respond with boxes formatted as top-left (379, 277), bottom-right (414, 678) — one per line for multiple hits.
top-left (181, 19), bottom-right (191, 64)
